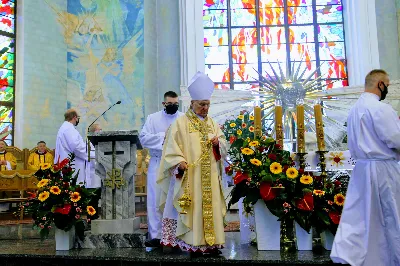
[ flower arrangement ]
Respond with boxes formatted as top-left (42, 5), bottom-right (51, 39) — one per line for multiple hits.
top-left (22, 154), bottom-right (97, 240)
top-left (221, 110), bottom-right (256, 144)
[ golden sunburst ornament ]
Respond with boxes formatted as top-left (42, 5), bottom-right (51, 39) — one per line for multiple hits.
top-left (329, 152), bottom-right (345, 167)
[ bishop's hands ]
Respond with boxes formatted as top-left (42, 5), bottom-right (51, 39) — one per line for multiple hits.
top-left (210, 136), bottom-right (219, 146)
top-left (0, 160), bottom-right (7, 166)
top-left (176, 161), bottom-right (188, 179)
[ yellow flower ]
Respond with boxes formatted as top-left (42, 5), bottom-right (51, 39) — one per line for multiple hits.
top-left (237, 129), bottom-right (242, 135)
top-left (230, 122), bottom-right (236, 128)
top-left (87, 206), bottom-right (96, 216)
top-left (70, 192), bottom-right (81, 202)
top-left (286, 167), bottom-right (298, 179)
top-left (249, 141), bottom-right (259, 147)
top-left (249, 115), bottom-right (254, 120)
top-left (50, 186), bottom-right (61, 195)
top-left (300, 175), bottom-right (313, 185)
top-left (37, 179), bottom-right (50, 188)
top-left (241, 148), bottom-right (254, 156)
top-left (39, 163), bottom-right (52, 170)
top-left (249, 126), bottom-right (255, 132)
top-left (334, 193), bottom-right (345, 206)
top-left (38, 191), bottom-right (50, 202)
top-left (238, 115), bottom-right (244, 120)
top-left (250, 158), bottom-right (262, 166)
top-left (270, 162), bottom-right (282, 174)
top-left (313, 189), bottom-right (325, 196)
top-left (246, 137), bottom-right (251, 142)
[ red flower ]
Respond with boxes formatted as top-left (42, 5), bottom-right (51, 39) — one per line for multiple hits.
top-left (260, 182), bottom-right (280, 201)
top-left (225, 165), bottom-right (233, 175)
top-left (2, 0), bottom-right (9, 5)
top-left (63, 182), bottom-right (70, 188)
top-left (268, 154), bottom-right (277, 160)
top-left (334, 180), bottom-right (341, 186)
top-left (229, 136), bottom-right (236, 144)
top-left (258, 147), bottom-right (265, 152)
top-left (283, 165), bottom-right (289, 173)
top-left (274, 144), bottom-right (282, 149)
top-left (75, 187), bottom-right (82, 193)
top-left (234, 171), bottom-right (249, 185)
top-left (326, 183), bottom-right (333, 189)
top-left (298, 168), bottom-right (304, 175)
top-left (291, 161), bottom-right (295, 166)
top-left (295, 192), bottom-right (314, 211)
top-left (54, 158), bottom-right (70, 171)
top-left (314, 175), bottom-right (322, 182)
top-left (54, 204), bottom-right (71, 215)
top-left (329, 211), bottom-right (341, 225)
top-left (62, 167), bottom-right (72, 176)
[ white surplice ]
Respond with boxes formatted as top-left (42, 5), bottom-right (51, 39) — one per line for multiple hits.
top-left (331, 93), bottom-right (400, 266)
top-left (55, 121), bottom-right (88, 186)
top-left (139, 110), bottom-right (183, 240)
top-left (86, 143), bottom-right (101, 188)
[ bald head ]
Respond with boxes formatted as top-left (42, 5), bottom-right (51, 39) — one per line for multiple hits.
top-left (64, 109), bottom-right (80, 126)
top-left (364, 69), bottom-right (390, 100)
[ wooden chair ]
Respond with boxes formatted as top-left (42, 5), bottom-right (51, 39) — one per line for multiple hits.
top-left (5, 146), bottom-right (25, 170)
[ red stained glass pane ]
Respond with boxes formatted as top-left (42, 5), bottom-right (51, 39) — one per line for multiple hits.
top-left (232, 63), bottom-right (258, 81)
top-left (289, 43), bottom-right (316, 61)
top-left (231, 0), bottom-right (256, 9)
top-left (259, 8), bottom-right (284, 25)
top-left (319, 41), bottom-right (346, 60)
top-left (287, 0), bottom-right (314, 6)
top-left (231, 45), bottom-right (258, 63)
top-left (204, 0), bottom-right (227, 10)
top-left (319, 60), bottom-right (347, 80)
top-left (231, 28), bottom-right (257, 45)
top-left (0, 0), bottom-right (14, 34)
top-left (260, 26), bottom-right (285, 45)
top-left (259, 0), bottom-right (284, 8)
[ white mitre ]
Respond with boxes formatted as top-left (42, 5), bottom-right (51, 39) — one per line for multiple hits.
top-left (187, 71), bottom-right (215, 100)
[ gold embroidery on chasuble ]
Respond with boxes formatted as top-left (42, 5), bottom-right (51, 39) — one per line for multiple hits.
top-left (186, 110), bottom-right (216, 246)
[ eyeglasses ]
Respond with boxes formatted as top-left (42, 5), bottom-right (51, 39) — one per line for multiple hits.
top-left (165, 103), bottom-right (179, 106)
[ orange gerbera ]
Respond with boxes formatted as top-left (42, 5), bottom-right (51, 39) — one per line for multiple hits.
top-left (50, 186), bottom-right (61, 195)
top-left (270, 162), bottom-right (282, 174)
top-left (87, 206), bottom-right (96, 216)
top-left (334, 193), bottom-right (345, 206)
top-left (249, 126), bottom-right (255, 132)
top-left (70, 192), bottom-right (81, 202)
top-left (313, 189), bottom-right (325, 196)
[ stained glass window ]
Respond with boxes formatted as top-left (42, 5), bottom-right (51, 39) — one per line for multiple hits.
top-left (0, 0), bottom-right (15, 145)
top-left (203, 0), bottom-right (348, 90)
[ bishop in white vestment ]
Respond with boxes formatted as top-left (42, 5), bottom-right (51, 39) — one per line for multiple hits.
top-left (55, 109), bottom-right (88, 186)
top-left (139, 91), bottom-right (183, 247)
top-left (331, 70), bottom-right (400, 266)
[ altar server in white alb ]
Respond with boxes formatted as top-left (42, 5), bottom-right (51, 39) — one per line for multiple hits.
top-left (331, 69), bottom-right (400, 266)
top-left (139, 91), bottom-right (184, 247)
top-left (55, 109), bottom-right (88, 185)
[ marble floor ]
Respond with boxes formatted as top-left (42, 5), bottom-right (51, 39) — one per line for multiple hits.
top-left (0, 232), bottom-right (343, 266)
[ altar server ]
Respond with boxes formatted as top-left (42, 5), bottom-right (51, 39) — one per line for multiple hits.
top-left (139, 91), bottom-right (183, 247)
top-left (331, 69), bottom-right (400, 266)
top-left (55, 109), bottom-right (88, 185)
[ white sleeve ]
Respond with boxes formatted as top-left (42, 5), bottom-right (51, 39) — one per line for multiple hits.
top-left (65, 129), bottom-right (88, 161)
top-left (372, 105), bottom-right (400, 150)
top-left (139, 115), bottom-right (165, 151)
top-left (5, 161), bottom-right (11, 170)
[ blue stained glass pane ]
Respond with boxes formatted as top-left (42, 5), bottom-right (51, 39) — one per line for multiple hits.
top-left (232, 45), bottom-right (258, 63)
top-left (260, 0), bottom-right (283, 8)
top-left (231, 9), bottom-right (256, 26)
top-left (316, 5), bottom-right (343, 23)
top-left (259, 8), bottom-right (285, 25)
top-left (318, 24), bottom-right (344, 42)
top-left (204, 29), bottom-right (229, 46)
top-left (205, 64), bottom-right (230, 82)
top-left (260, 26), bottom-right (286, 45)
top-left (232, 64), bottom-right (258, 81)
top-left (319, 41), bottom-right (345, 60)
top-left (205, 46), bottom-right (230, 64)
top-left (203, 9), bottom-right (228, 27)
top-left (260, 44), bottom-right (287, 62)
top-left (289, 26), bottom-right (315, 43)
top-left (203, 0), bottom-right (227, 10)
top-left (288, 6), bottom-right (314, 24)
top-left (231, 0), bottom-right (256, 9)
top-left (316, 0), bottom-right (342, 5)
top-left (231, 28), bottom-right (257, 45)
top-left (287, 0), bottom-right (314, 6)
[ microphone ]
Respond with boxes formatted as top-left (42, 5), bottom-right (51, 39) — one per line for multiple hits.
top-left (87, 101), bottom-right (121, 132)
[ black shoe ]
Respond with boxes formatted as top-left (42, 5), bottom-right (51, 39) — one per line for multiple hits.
top-left (145, 238), bottom-right (161, 248)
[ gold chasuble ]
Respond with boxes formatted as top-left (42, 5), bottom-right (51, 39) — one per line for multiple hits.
top-left (27, 152), bottom-right (54, 171)
top-left (158, 109), bottom-right (227, 248)
top-left (0, 152), bottom-right (16, 171)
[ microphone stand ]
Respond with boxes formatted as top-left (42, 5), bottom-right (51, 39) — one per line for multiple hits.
top-left (87, 101), bottom-right (121, 161)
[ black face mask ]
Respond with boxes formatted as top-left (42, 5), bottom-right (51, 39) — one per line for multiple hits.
top-left (379, 82), bottom-right (388, 101)
top-left (165, 104), bottom-right (179, 115)
top-left (75, 118), bottom-right (80, 127)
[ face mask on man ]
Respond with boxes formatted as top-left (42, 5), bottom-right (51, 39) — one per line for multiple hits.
top-left (165, 104), bottom-right (179, 115)
top-left (75, 118), bottom-right (80, 127)
top-left (379, 82), bottom-right (388, 101)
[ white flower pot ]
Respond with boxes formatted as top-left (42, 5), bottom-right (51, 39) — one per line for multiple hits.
top-left (55, 227), bottom-right (75, 250)
top-left (238, 198), bottom-right (256, 244)
top-left (295, 222), bottom-right (312, 250)
top-left (254, 200), bottom-right (280, 250)
top-left (320, 230), bottom-right (334, 250)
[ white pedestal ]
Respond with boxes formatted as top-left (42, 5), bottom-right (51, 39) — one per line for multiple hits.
top-left (321, 230), bottom-right (335, 250)
top-left (254, 200), bottom-right (280, 250)
top-left (295, 222), bottom-right (312, 250)
top-left (55, 227), bottom-right (75, 251)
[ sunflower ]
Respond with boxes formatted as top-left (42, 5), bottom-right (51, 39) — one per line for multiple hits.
top-left (87, 206), bottom-right (96, 216)
top-left (241, 148), bottom-right (254, 156)
top-left (230, 122), bottom-right (236, 128)
top-left (237, 129), bottom-right (242, 135)
top-left (286, 167), bottom-right (298, 179)
top-left (249, 115), bottom-right (254, 120)
top-left (334, 193), bottom-right (345, 206)
top-left (250, 158), bottom-right (262, 166)
top-left (270, 162), bottom-right (282, 174)
top-left (238, 115), bottom-right (244, 120)
top-left (246, 137), bottom-right (251, 142)
top-left (313, 189), bottom-right (325, 196)
top-left (50, 186), bottom-right (61, 195)
top-left (70, 192), bottom-right (81, 202)
top-left (249, 141), bottom-right (259, 147)
top-left (39, 163), bottom-right (52, 170)
top-left (300, 175), bottom-right (313, 185)
top-left (249, 126), bottom-right (255, 132)
top-left (37, 179), bottom-right (50, 188)
top-left (38, 191), bottom-right (50, 202)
